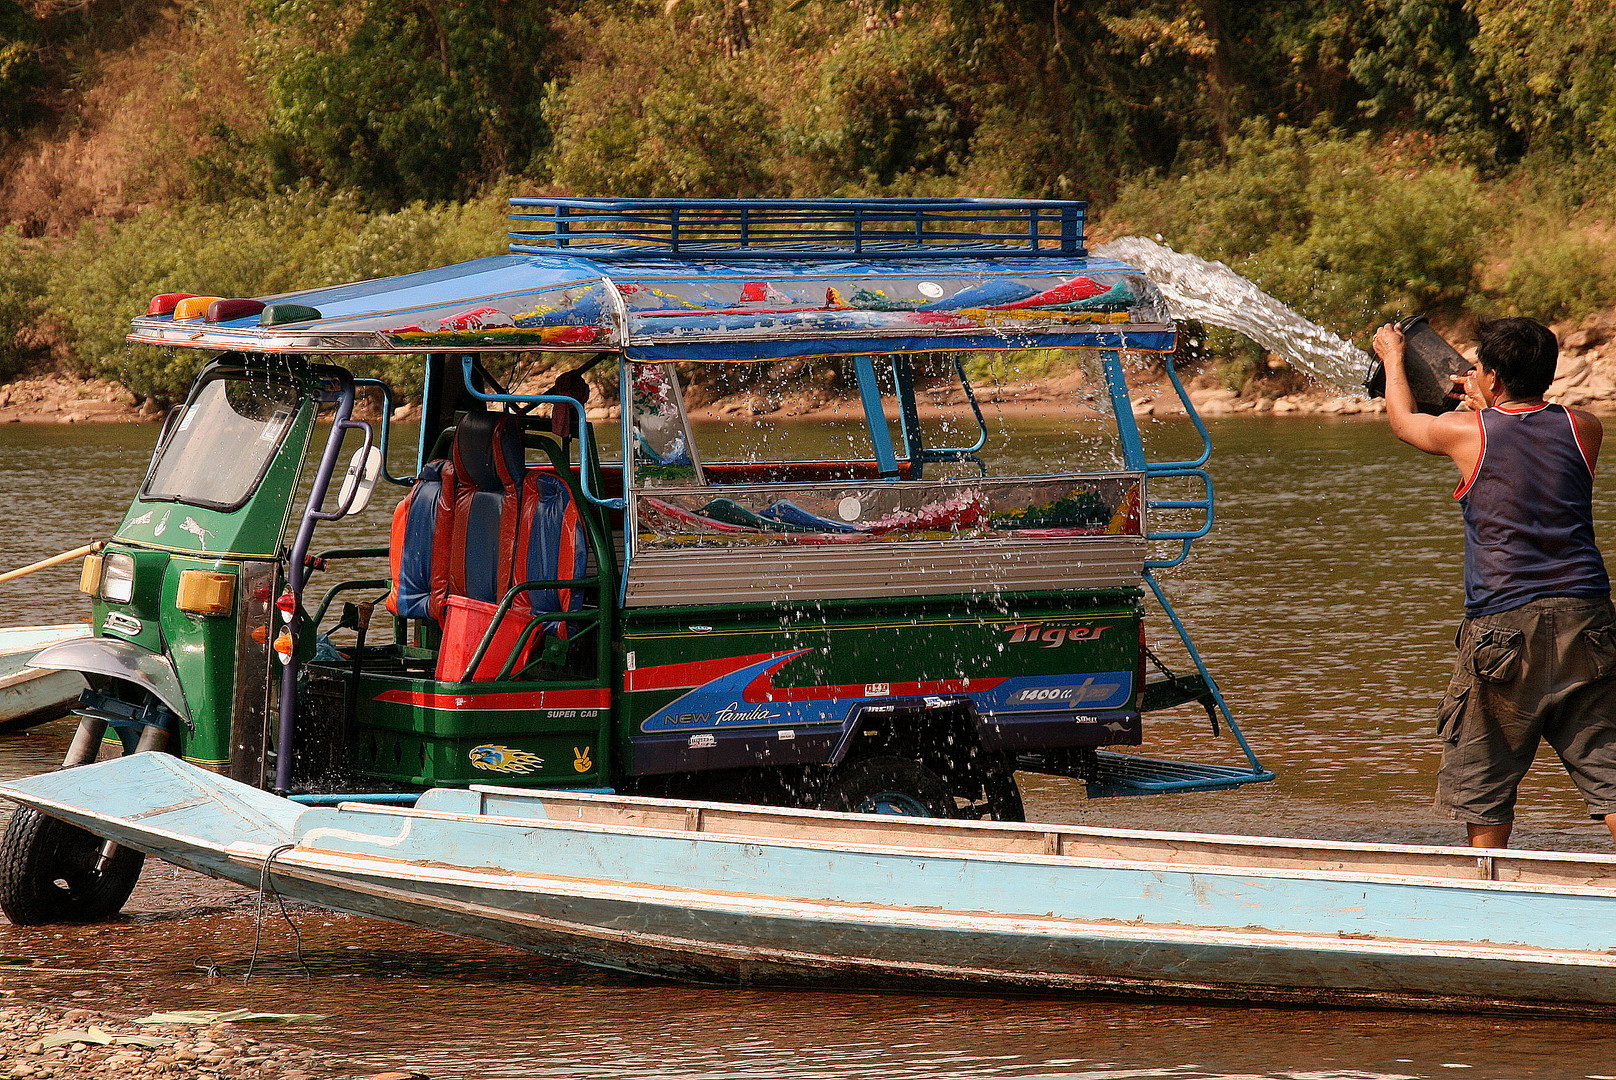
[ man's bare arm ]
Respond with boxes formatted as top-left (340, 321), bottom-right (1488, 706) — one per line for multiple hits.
top-left (1571, 407), bottom-right (1605, 470)
top-left (1374, 323), bottom-right (1480, 471)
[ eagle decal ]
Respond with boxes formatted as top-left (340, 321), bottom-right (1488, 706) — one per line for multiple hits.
top-left (468, 744), bottom-right (545, 775)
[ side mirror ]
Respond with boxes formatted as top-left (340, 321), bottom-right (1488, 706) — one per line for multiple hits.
top-left (336, 445), bottom-right (383, 517)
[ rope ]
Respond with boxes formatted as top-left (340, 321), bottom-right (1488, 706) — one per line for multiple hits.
top-left (244, 843), bottom-right (309, 983)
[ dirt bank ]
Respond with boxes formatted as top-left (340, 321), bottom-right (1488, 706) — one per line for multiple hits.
top-left (0, 1003), bottom-right (420, 1080)
top-left (0, 375), bottom-right (155, 425)
top-left (13, 310), bottom-right (1616, 426)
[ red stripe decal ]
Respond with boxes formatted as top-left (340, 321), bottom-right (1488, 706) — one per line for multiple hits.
top-left (624, 651), bottom-right (798, 693)
top-left (1566, 405), bottom-right (1597, 476)
top-left (1455, 408), bottom-right (1486, 500)
top-left (374, 688), bottom-right (610, 710)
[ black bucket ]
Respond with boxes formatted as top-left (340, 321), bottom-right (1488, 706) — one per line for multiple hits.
top-left (1364, 315), bottom-right (1473, 414)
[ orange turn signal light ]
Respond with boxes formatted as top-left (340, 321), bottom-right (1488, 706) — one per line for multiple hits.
top-left (176, 570), bottom-right (235, 616)
top-left (172, 296), bottom-right (225, 321)
top-left (79, 553), bottom-right (103, 596)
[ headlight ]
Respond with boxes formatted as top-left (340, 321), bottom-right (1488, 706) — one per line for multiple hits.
top-left (100, 553), bottom-right (135, 604)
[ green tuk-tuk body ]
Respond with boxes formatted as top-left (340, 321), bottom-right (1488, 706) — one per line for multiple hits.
top-left (1, 199), bottom-right (1270, 925)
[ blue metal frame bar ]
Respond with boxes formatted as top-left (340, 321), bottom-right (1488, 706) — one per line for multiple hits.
top-left (1086, 752), bottom-right (1275, 796)
top-left (854, 356), bottom-right (901, 479)
top-left (892, 357), bottom-right (925, 479)
top-left (1151, 353), bottom-right (1214, 470)
top-left (1096, 349), bottom-right (1268, 783)
top-left (1099, 350), bottom-right (1148, 471)
top-left (276, 364), bottom-right (357, 794)
top-left (458, 355), bottom-right (625, 510)
top-left (351, 377), bottom-right (411, 487)
top-left (508, 197), bottom-right (1087, 259)
top-left (1143, 568), bottom-right (1269, 778)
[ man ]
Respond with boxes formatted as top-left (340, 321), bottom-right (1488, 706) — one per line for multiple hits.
top-left (1375, 317), bottom-right (1616, 848)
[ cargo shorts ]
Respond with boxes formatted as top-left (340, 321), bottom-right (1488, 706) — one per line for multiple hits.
top-left (1435, 596), bottom-right (1616, 825)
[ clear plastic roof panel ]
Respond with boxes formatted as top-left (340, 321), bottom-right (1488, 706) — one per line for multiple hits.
top-left (127, 253), bottom-right (1175, 359)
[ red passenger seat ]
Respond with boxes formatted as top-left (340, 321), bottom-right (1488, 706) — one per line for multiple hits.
top-left (383, 409), bottom-right (592, 682)
top-left (428, 410), bottom-right (526, 621)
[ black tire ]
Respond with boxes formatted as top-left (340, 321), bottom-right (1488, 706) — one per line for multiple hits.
top-left (0, 808), bottom-right (144, 926)
top-left (818, 755), bottom-right (954, 818)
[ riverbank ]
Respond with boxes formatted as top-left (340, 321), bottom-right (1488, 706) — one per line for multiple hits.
top-left (10, 309), bottom-right (1616, 424)
top-left (0, 1003), bottom-right (417, 1080)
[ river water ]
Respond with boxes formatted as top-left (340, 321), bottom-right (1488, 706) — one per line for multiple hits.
top-left (1, 415), bottom-right (1614, 1078)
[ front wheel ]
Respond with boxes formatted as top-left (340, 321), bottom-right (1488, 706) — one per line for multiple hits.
top-left (818, 755), bottom-right (954, 818)
top-left (0, 808), bottom-right (145, 925)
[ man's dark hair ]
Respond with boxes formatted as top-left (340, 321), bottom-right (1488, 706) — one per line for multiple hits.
top-left (1476, 318), bottom-right (1559, 399)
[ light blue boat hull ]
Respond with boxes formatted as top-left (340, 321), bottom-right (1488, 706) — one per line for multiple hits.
top-left (0, 625), bottom-right (89, 731)
top-left (5, 754), bottom-right (1616, 1013)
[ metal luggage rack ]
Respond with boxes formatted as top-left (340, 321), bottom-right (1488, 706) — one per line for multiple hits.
top-left (507, 197), bottom-right (1087, 260)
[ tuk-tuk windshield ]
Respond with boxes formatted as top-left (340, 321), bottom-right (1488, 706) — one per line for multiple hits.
top-left (143, 374), bottom-right (301, 511)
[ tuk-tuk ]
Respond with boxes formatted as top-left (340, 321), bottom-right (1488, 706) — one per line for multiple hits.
top-left (0, 198), bottom-right (1271, 925)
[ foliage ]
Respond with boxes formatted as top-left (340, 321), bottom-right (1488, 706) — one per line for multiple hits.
top-left (256, 0), bottom-right (553, 207)
top-left (0, 0), bottom-right (43, 137)
top-left (1350, 0), bottom-right (1507, 163)
top-left (1106, 123), bottom-right (1487, 333)
top-left (1470, 0), bottom-right (1616, 160)
top-left (0, 227), bottom-right (48, 382)
top-left (13, 0), bottom-right (1616, 396)
top-left (1495, 228), bottom-right (1616, 324)
top-left (39, 188), bottom-right (507, 400)
top-left (543, 2), bottom-right (779, 198)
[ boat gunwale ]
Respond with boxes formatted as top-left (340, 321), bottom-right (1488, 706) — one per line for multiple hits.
top-left (315, 799), bottom-right (1616, 898)
top-left (459, 783), bottom-right (1616, 865)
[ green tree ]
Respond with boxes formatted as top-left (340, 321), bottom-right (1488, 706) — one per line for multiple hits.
top-left (258, 0), bottom-right (553, 207)
top-left (1470, 0), bottom-right (1616, 160)
top-left (0, 0), bottom-right (44, 137)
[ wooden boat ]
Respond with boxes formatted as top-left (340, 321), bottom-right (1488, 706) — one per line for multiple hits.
top-left (5, 751), bottom-right (1616, 1015)
top-left (0, 625), bottom-right (88, 732)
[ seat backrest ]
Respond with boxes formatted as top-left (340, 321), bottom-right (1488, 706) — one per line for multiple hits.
top-left (386, 461), bottom-right (444, 619)
top-left (429, 411), bottom-right (526, 620)
top-left (514, 469), bottom-right (587, 633)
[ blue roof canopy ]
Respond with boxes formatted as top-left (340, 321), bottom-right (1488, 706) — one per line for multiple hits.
top-left (128, 199), bottom-right (1176, 360)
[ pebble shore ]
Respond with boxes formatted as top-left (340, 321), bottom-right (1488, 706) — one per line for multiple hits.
top-left (0, 1005), bottom-right (422, 1080)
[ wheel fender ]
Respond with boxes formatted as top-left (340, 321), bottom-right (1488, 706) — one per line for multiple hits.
top-left (29, 637), bottom-right (191, 725)
top-left (827, 696), bottom-right (984, 765)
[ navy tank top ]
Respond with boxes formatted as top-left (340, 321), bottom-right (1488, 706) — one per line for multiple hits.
top-left (1458, 402), bottom-right (1609, 616)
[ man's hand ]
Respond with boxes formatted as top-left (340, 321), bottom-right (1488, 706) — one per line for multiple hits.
top-left (1454, 370), bottom-right (1486, 412)
top-left (1376, 322), bottom-right (1481, 476)
top-left (1373, 323), bottom-right (1405, 368)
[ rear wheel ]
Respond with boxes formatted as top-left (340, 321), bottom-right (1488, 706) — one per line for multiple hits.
top-left (0, 807), bottom-right (144, 925)
top-left (818, 755), bottom-right (954, 818)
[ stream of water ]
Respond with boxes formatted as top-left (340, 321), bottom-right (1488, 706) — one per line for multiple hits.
top-left (1096, 237), bottom-right (1374, 394)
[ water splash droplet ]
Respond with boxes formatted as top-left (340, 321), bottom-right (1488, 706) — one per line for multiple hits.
top-left (1096, 236), bottom-right (1371, 394)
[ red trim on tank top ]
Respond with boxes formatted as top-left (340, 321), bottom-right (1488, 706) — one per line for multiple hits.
top-left (1454, 408), bottom-right (1486, 499)
top-left (1565, 405), bottom-right (1597, 475)
top-left (1493, 402), bottom-right (1550, 414)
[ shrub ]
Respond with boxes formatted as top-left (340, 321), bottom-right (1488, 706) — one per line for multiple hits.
top-left (0, 227), bottom-right (48, 382)
top-left (1104, 122), bottom-right (1488, 335)
top-left (1495, 231), bottom-right (1616, 323)
top-left (41, 187), bottom-right (508, 400)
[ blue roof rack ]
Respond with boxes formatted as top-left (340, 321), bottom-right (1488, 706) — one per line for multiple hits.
top-left (507, 197), bottom-right (1087, 260)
